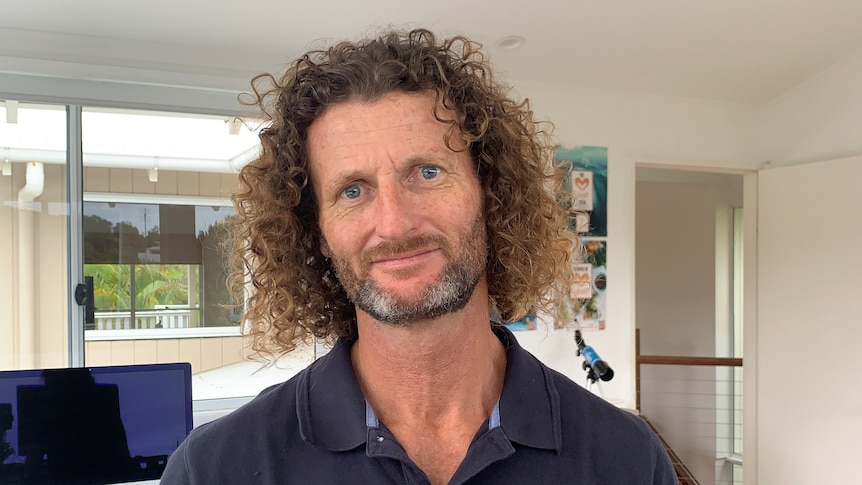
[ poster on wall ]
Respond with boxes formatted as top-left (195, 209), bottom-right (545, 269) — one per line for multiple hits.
top-left (575, 239), bottom-right (607, 330)
top-left (555, 239), bottom-right (607, 331)
top-left (555, 145), bottom-right (608, 238)
top-left (555, 146), bottom-right (608, 331)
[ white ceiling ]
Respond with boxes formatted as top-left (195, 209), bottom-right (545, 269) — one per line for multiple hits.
top-left (2, 0), bottom-right (862, 105)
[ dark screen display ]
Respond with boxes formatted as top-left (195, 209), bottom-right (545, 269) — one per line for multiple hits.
top-left (0, 363), bottom-right (192, 484)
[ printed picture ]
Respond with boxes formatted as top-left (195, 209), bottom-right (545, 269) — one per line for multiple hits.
top-left (555, 146), bottom-right (608, 238)
top-left (556, 239), bottom-right (608, 331)
top-left (574, 239), bottom-right (607, 330)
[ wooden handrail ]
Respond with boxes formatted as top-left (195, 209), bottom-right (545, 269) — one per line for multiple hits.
top-left (635, 329), bottom-right (743, 484)
top-left (637, 355), bottom-right (742, 367)
top-left (635, 328), bottom-right (743, 415)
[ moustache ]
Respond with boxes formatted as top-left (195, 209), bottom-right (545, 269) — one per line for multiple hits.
top-left (361, 234), bottom-right (451, 269)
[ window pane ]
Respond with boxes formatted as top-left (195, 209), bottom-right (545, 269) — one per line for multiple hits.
top-left (80, 108), bottom-right (300, 401)
top-left (83, 200), bottom-right (237, 329)
top-left (0, 101), bottom-right (70, 371)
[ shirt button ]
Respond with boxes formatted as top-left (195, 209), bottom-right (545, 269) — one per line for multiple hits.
top-left (377, 436), bottom-right (384, 442)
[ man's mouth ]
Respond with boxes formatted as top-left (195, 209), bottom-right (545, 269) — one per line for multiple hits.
top-left (370, 248), bottom-right (439, 270)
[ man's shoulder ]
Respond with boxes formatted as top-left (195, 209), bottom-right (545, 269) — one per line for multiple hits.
top-left (184, 368), bottom-right (306, 454)
top-left (160, 366), bottom-right (316, 484)
top-left (488, 345), bottom-right (677, 483)
top-left (542, 365), bottom-right (675, 481)
top-left (546, 365), bottom-right (650, 435)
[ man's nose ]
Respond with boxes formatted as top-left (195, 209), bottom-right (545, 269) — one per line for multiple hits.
top-left (372, 183), bottom-right (420, 241)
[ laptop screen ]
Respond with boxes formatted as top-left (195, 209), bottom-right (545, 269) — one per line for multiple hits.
top-left (0, 362), bottom-right (192, 484)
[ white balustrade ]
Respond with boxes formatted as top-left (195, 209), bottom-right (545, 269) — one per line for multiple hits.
top-left (94, 309), bottom-right (196, 330)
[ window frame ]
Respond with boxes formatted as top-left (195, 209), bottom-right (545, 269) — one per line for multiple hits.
top-left (83, 191), bottom-right (238, 341)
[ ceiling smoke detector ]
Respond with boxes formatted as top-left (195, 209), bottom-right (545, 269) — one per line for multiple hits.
top-left (496, 35), bottom-right (525, 51)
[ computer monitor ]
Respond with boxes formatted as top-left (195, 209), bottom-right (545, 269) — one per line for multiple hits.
top-left (0, 363), bottom-right (192, 484)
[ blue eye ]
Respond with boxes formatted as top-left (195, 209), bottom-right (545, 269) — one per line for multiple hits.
top-left (342, 184), bottom-right (362, 199)
top-left (420, 165), bottom-right (440, 180)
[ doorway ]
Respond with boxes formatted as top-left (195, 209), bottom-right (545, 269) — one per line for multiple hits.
top-left (635, 165), bottom-right (744, 485)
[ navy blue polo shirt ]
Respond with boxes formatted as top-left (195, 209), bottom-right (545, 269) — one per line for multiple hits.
top-left (161, 326), bottom-right (677, 484)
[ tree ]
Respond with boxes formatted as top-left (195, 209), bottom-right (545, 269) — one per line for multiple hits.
top-left (86, 264), bottom-right (131, 311)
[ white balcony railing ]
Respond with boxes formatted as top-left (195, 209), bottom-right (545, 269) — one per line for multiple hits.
top-left (94, 308), bottom-right (195, 330)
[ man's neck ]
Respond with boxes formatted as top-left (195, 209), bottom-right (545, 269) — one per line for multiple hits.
top-left (350, 287), bottom-right (507, 431)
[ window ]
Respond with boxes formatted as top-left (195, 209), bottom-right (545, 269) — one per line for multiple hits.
top-left (83, 197), bottom-right (238, 331)
top-left (0, 102), bottom-right (70, 371)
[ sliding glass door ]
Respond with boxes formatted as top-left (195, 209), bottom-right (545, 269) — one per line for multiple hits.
top-left (0, 101), bottom-right (71, 370)
top-left (1, 99), bottom-right (300, 403)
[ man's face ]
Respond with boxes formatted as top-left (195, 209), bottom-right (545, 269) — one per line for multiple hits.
top-left (307, 91), bottom-right (487, 326)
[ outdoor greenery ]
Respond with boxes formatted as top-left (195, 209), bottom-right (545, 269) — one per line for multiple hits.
top-left (85, 263), bottom-right (198, 311)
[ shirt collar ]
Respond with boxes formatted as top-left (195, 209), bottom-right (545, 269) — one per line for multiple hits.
top-left (296, 324), bottom-right (562, 453)
top-left (296, 336), bottom-right (367, 451)
top-left (495, 324), bottom-right (562, 452)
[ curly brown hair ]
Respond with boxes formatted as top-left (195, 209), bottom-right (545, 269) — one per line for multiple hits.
top-left (229, 28), bottom-right (575, 357)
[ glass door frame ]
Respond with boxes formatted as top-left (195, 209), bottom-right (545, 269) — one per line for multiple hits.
top-left (67, 104), bottom-right (85, 367)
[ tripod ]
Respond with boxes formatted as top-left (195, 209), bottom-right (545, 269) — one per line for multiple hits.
top-left (582, 361), bottom-right (606, 398)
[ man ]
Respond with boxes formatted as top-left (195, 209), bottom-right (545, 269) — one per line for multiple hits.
top-left (161, 29), bottom-right (677, 484)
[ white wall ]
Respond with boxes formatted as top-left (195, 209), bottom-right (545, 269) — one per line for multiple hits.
top-left (757, 48), bottom-right (862, 166)
top-left (739, 47), bottom-right (862, 485)
top-left (756, 157), bottom-right (862, 484)
top-left (513, 81), bottom-right (759, 169)
top-left (636, 182), bottom-right (721, 353)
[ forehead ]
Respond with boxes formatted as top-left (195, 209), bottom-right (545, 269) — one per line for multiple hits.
top-left (309, 92), bottom-right (451, 141)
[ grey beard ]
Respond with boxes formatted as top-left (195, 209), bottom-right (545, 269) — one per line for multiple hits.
top-left (327, 215), bottom-right (488, 327)
top-left (352, 258), bottom-right (482, 326)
